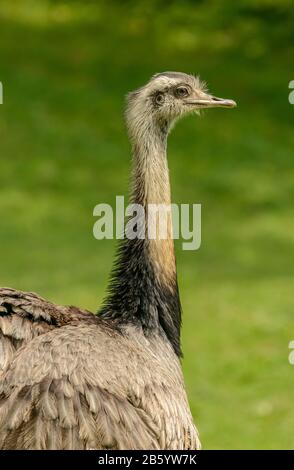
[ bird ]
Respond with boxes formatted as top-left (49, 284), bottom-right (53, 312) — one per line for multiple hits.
top-left (0, 72), bottom-right (236, 450)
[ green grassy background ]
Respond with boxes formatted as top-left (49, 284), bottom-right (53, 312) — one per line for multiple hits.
top-left (0, 0), bottom-right (293, 449)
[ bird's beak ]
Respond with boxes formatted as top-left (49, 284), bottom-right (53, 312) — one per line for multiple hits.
top-left (185, 93), bottom-right (237, 109)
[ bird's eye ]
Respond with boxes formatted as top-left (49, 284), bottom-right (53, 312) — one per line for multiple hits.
top-left (175, 86), bottom-right (189, 98)
top-left (154, 92), bottom-right (165, 105)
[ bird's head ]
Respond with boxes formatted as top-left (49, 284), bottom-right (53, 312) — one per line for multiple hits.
top-left (126, 72), bottom-right (236, 140)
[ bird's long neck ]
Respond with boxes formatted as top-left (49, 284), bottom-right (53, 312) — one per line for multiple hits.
top-left (131, 126), bottom-right (177, 287)
top-left (100, 119), bottom-right (182, 356)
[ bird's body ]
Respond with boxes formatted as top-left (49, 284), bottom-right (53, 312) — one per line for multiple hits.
top-left (0, 288), bottom-right (198, 449)
top-left (0, 72), bottom-right (236, 449)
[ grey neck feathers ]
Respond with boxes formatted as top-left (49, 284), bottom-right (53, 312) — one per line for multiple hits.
top-left (100, 114), bottom-right (182, 357)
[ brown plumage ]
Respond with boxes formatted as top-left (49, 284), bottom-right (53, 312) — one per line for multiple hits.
top-left (0, 288), bottom-right (198, 449)
top-left (0, 72), bottom-right (236, 449)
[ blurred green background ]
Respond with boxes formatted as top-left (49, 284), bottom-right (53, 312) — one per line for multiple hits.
top-left (0, 0), bottom-right (293, 449)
